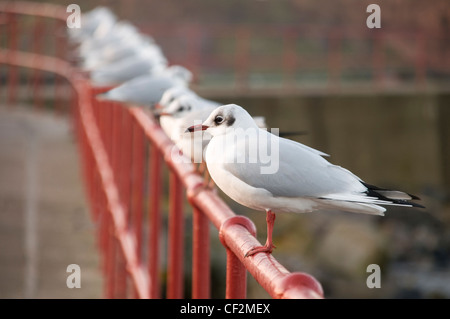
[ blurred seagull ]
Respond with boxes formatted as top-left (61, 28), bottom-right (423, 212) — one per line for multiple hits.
top-left (159, 86), bottom-right (218, 110)
top-left (81, 35), bottom-right (157, 71)
top-left (68, 6), bottom-right (117, 44)
top-left (78, 21), bottom-right (140, 60)
top-left (98, 65), bottom-right (192, 106)
top-left (187, 104), bottom-right (424, 257)
top-left (90, 45), bottom-right (168, 86)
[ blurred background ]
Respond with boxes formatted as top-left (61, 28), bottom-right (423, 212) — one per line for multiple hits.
top-left (0, 0), bottom-right (449, 298)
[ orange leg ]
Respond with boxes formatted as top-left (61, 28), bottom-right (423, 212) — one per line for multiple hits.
top-left (245, 210), bottom-right (276, 257)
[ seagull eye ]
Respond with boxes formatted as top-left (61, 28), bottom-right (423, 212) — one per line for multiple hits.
top-left (178, 107), bottom-right (184, 112)
top-left (214, 115), bottom-right (224, 125)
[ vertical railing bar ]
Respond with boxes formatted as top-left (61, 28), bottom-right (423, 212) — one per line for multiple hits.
top-left (29, 16), bottom-right (44, 110)
top-left (114, 106), bottom-right (128, 298)
top-left (373, 32), bottom-right (384, 88)
top-left (415, 31), bottom-right (426, 87)
top-left (115, 243), bottom-right (127, 298)
top-left (327, 30), bottom-right (341, 91)
top-left (105, 227), bottom-right (116, 298)
top-left (7, 12), bottom-right (18, 106)
top-left (130, 118), bottom-right (145, 298)
top-left (54, 19), bottom-right (67, 114)
top-left (131, 120), bottom-right (145, 260)
top-left (118, 110), bottom-right (134, 297)
top-left (99, 183), bottom-right (109, 274)
top-left (167, 171), bottom-right (185, 299)
top-left (192, 207), bottom-right (211, 299)
top-left (282, 28), bottom-right (297, 92)
top-left (235, 26), bottom-right (251, 93)
top-left (148, 146), bottom-right (162, 298)
top-left (225, 249), bottom-right (247, 299)
top-left (121, 110), bottom-right (133, 222)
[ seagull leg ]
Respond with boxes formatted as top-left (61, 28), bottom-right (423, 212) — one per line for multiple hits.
top-left (245, 210), bottom-right (276, 257)
top-left (197, 161), bottom-right (206, 174)
top-left (197, 161), bottom-right (216, 189)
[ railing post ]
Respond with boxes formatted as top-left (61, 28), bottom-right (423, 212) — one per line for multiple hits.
top-left (105, 219), bottom-right (116, 298)
top-left (415, 31), bottom-right (426, 88)
top-left (282, 28), bottom-right (297, 92)
top-left (235, 26), bottom-right (251, 93)
top-left (131, 120), bottom-right (145, 262)
top-left (148, 147), bottom-right (162, 298)
top-left (130, 119), bottom-right (145, 298)
top-left (7, 12), bottom-right (18, 106)
top-left (219, 216), bottom-right (257, 299)
top-left (115, 243), bottom-right (128, 298)
top-left (167, 172), bottom-right (185, 299)
top-left (373, 32), bottom-right (384, 88)
top-left (120, 110), bottom-right (133, 217)
top-left (327, 30), bottom-right (341, 91)
top-left (192, 207), bottom-right (210, 299)
top-left (54, 19), bottom-right (67, 114)
top-left (30, 16), bottom-right (44, 110)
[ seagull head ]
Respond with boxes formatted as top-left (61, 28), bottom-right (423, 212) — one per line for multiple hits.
top-left (186, 104), bottom-right (257, 136)
top-left (166, 65), bottom-right (193, 84)
top-left (159, 86), bottom-right (196, 108)
top-left (156, 95), bottom-right (197, 118)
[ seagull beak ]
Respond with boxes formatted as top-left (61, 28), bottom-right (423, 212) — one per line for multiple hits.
top-left (186, 124), bottom-right (209, 133)
top-left (154, 110), bottom-right (172, 117)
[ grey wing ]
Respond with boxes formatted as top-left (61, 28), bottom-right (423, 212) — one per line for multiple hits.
top-left (224, 135), bottom-right (365, 198)
top-left (91, 59), bottom-right (152, 85)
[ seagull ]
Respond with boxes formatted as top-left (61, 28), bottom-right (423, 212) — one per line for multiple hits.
top-left (158, 94), bottom-right (218, 164)
top-left (187, 104), bottom-right (424, 257)
top-left (97, 65), bottom-right (192, 105)
top-left (159, 86), bottom-right (219, 110)
top-left (158, 95), bottom-right (270, 188)
top-left (68, 6), bottom-right (116, 44)
top-left (80, 32), bottom-right (155, 71)
top-left (90, 45), bottom-right (168, 86)
top-left (78, 21), bottom-right (140, 60)
top-left (159, 97), bottom-right (271, 165)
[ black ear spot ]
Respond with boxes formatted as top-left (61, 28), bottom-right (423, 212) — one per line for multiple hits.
top-left (227, 116), bottom-right (235, 126)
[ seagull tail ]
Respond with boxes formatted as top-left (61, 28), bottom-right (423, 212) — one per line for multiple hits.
top-left (318, 183), bottom-right (424, 215)
top-left (318, 199), bottom-right (387, 216)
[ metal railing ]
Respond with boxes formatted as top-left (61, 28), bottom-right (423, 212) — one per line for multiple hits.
top-left (0, 1), bottom-right (323, 299)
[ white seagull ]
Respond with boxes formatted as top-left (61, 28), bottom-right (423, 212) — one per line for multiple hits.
top-left (90, 45), bottom-right (167, 86)
top-left (187, 104), bottom-right (423, 257)
top-left (158, 94), bottom-right (218, 164)
top-left (98, 65), bottom-right (192, 106)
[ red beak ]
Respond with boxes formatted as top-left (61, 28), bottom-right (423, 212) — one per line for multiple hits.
top-left (186, 124), bottom-right (209, 133)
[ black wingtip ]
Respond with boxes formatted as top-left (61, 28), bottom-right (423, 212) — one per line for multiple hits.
top-left (362, 182), bottom-right (425, 208)
top-left (278, 130), bottom-right (308, 138)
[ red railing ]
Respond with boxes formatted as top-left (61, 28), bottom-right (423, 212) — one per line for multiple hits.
top-left (139, 23), bottom-right (450, 96)
top-left (0, 1), bottom-right (323, 299)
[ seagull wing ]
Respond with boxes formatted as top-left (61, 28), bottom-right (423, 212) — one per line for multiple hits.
top-left (223, 131), bottom-right (366, 199)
